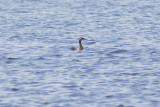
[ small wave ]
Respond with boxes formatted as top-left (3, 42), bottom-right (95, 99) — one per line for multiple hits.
top-left (110, 49), bottom-right (128, 54)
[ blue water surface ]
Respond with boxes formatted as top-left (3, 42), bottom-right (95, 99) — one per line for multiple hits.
top-left (0, 0), bottom-right (160, 107)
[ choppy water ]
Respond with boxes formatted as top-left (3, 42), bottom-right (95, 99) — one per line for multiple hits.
top-left (0, 0), bottom-right (160, 107)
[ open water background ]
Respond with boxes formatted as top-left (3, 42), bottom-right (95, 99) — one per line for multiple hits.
top-left (0, 0), bottom-right (160, 107)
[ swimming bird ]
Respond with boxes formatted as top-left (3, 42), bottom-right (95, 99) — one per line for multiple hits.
top-left (71, 37), bottom-right (87, 50)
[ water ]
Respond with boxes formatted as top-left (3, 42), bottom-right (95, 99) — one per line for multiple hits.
top-left (0, 0), bottom-right (160, 107)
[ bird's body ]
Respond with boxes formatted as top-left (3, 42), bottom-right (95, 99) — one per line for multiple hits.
top-left (71, 37), bottom-right (87, 50)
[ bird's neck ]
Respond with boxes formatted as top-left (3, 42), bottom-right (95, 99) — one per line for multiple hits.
top-left (79, 40), bottom-right (83, 50)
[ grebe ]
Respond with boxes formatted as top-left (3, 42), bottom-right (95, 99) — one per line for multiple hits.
top-left (71, 37), bottom-right (87, 50)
